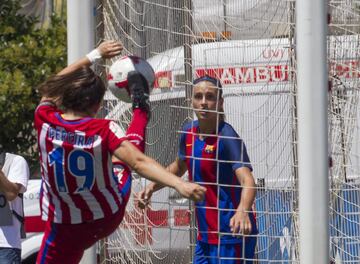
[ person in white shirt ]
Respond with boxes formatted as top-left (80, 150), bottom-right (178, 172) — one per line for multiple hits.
top-left (0, 149), bottom-right (30, 264)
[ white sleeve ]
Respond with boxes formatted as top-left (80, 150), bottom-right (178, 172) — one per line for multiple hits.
top-left (7, 155), bottom-right (30, 193)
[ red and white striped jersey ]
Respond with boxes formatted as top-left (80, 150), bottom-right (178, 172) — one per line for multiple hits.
top-left (34, 101), bottom-right (127, 224)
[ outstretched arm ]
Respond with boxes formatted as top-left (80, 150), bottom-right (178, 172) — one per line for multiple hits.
top-left (136, 157), bottom-right (187, 209)
top-left (148, 158), bottom-right (187, 192)
top-left (114, 141), bottom-right (205, 202)
top-left (229, 167), bottom-right (256, 235)
top-left (58, 41), bottom-right (123, 75)
top-left (39, 41), bottom-right (123, 104)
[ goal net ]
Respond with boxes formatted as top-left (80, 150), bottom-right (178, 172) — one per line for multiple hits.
top-left (94, 0), bottom-right (360, 263)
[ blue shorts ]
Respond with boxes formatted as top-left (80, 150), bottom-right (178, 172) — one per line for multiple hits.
top-left (193, 238), bottom-right (256, 264)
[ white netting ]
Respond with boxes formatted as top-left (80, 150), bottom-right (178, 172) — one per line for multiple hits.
top-left (93, 0), bottom-right (360, 263)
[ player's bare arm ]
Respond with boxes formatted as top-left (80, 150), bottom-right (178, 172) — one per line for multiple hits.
top-left (136, 157), bottom-right (187, 209)
top-left (40, 41), bottom-right (123, 103)
top-left (229, 167), bottom-right (256, 236)
top-left (58, 40), bottom-right (123, 76)
top-left (114, 141), bottom-right (206, 203)
top-left (0, 170), bottom-right (22, 201)
top-left (148, 157), bottom-right (188, 192)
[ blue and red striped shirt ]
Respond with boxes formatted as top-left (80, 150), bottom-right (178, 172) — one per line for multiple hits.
top-left (179, 120), bottom-right (257, 245)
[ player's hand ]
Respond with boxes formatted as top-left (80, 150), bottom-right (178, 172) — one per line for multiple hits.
top-left (175, 181), bottom-right (206, 203)
top-left (97, 40), bottom-right (123, 59)
top-left (229, 209), bottom-right (252, 236)
top-left (135, 186), bottom-right (154, 210)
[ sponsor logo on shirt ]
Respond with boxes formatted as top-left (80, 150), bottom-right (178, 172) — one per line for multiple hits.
top-left (114, 165), bottom-right (125, 184)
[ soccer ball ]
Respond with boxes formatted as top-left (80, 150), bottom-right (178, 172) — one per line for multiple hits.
top-left (107, 55), bottom-right (155, 103)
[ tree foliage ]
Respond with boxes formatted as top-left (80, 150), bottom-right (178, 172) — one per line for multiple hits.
top-left (0, 0), bottom-right (67, 170)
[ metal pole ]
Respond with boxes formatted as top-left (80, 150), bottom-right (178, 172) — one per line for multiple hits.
top-left (289, 0), bottom-right (300, 259)
top-left (67, 0), bottom-right (95, 64)
top-left (222, 0), bottom-right (227, 34)
top-left (67, 1), bottom-right (97, 263)
top-left (183, 0), bottom-right (194, 262)
top-left (296, 0), bottom-right (329, 263)
top-left (184, 0), bottom-right (193, 107)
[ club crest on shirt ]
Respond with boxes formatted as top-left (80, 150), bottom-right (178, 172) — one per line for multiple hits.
top-left (204, 145), bottom-right (215, 154)
top-left (113, 165), bottom-right (125, 184)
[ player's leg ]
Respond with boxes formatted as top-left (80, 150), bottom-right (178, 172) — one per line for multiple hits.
top-left (36, 210), bottom-right (124, 264)
top-left (113, 162), bottom-right (132, 205)
top-left (126, 70), bottom-right (150, 153)
top-left (113, 71), bottom-right (150, 203)
top-left (125, 108), bottom-right (147, 152)
top-left (36, 221), bottom-right (84, 264)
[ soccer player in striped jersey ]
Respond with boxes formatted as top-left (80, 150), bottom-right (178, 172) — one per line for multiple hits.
top-left (111, 79), bottom-right (150, 213)
top-left (138, 75), bottom-right (258, 263)
top-left (34, 41), bottom-right (206, 264)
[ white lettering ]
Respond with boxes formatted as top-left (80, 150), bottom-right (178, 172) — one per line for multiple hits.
top-left (47, 127), bottom-right (94, 147)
